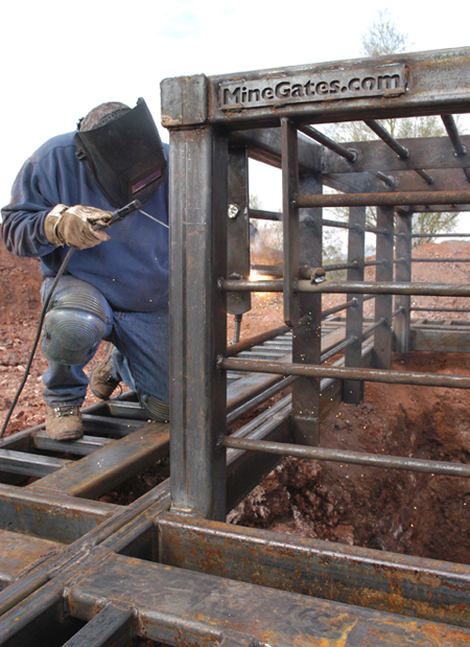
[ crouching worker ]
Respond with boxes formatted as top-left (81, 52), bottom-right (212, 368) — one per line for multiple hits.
top-left (1, 99), bottom-right (169, 440)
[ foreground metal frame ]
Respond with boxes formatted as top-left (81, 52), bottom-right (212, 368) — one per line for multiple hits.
top-left (1, 47), bottom-right (470, 645)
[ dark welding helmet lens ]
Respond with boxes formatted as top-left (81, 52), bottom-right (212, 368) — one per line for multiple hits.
top-left (74, 98), bottom-right (166, 208)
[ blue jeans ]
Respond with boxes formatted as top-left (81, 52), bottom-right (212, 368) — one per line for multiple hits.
top-left (41, 275), bottom-right (169, 408)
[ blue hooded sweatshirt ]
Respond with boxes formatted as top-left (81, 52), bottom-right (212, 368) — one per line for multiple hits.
top-left (1, 132), bottom-right (169, 313)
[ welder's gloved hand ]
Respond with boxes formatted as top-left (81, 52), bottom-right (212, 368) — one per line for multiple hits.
top-left (44, 204), bottom-right (112, 250)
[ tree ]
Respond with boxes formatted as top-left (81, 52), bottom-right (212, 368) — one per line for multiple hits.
top-left (326, 12), bottom-right (460, 244)
top-left (361, 9), bottom-right (407, 57)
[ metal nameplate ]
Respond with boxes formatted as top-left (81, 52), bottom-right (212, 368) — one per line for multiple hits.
top-left (219, 65), bottom-right (407, 111)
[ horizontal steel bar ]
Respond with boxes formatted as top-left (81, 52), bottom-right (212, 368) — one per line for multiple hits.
top-left (410, 258), bottom-right (470, 263)
top-left (249, 208), bottom-right (282, 221)
top-left (411, 232), bottom-right (470, 237)
top-left (323, 261), bottom-right (358, 272)
top-left (295, 189), bottom-right (470, 208)
top-left (227, 376), bottom-right (297, 425)
top-left (322, 298), bottom-right (357, 318)
top-left (373, 170), bottom-right (395, 187)
top-left (222, 278), bottom-right (470, 297)
top-left (411, 307), bottom-right (470, 312)
top-left (222, 436), bottom-right (470, 477)
top-left (298, 124), bottom-right (357, 162)
top-left (364, 119), bottom-right (410, 159)
top-left (226, 324), bottom-right (290, 357)
top-left (220, 356), bottom-right (470, 389)
top-left (361, 318), bottom-right (386, 339)
top-left (364, 226), bottom-right (390, 236)
top-left (322, 218), bottom-right (352, 229)
top-left (442, 114), bottom-right (467, 157)
top-left (33, 432), bottom-right (110, 456)
top-left (415, 168), bottom-right (434, 185)
top-left (363, 259), bottom-right (387, 266)
top-left (0, 449), bottom-right (69, 478)
top-left (320, 336), bottom-right (355, 362)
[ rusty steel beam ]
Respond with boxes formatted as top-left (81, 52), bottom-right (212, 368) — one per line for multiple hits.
top-left (67, 552), bottom-right (470, 646)
top-left (0, 484), bottom-right (118, 544)
top-left (27, 423), bottom-right (169, 498)
top-left (162, 48), bottom-right (470, 129)
top-left (157, 512), bottom-right (470, 629)
top-left (0, 531), bottom-right (60, 591)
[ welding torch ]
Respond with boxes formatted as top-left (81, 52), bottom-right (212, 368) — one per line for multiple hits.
top-left (92, 199), bottom-right (142, 230)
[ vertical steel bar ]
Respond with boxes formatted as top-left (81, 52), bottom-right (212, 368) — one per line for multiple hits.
top-left (394, 212), bottom-right (412, 352)
top-left (227, 146), bottom-right (251, 318)
top-left (169, 126), bottom-right (228, 520)
top-left (291, 174), bottom-right (322, 446)
top-left (374, 206), bottom-right (394, 368)
top-left (281, 118), bottom-right (300, 327)
top-left (344, 206), bottom-right (366, 403)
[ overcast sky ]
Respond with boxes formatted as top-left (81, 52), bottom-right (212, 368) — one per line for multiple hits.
top-left (1, 0), bottom-right (469, 216)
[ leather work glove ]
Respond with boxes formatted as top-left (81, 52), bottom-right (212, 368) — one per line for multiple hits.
top-left (44, 204), bottom-right (112, 249)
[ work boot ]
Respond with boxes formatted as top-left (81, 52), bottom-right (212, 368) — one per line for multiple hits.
top-left (89, 343), bottom-right (121, 400)
top-left (45, 405), bottom-right (83, 441)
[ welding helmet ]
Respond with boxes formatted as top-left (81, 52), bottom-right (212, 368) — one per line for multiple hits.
top-left (74, 98), bottom-right (167, 208)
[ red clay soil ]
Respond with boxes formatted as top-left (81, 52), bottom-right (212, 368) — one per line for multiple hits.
top-left (1, 240), bottom-right (470, 565)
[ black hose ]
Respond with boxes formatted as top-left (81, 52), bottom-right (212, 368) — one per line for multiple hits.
top-left (0, 247), bottom-right (75, 438)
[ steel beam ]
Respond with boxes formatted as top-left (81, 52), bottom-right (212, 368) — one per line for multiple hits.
top-left (292, 173), bottom-right (322, 445)
top-left (227, 146), bottom-right (251, 318)
top-left (169, 125), bottom-right (228, 520)
top-left (157, 512), bottom-right (470, 629)
top-left (373, 206), bottom-right (394, 369)
top-left (162, 48), bottom-right (470, 128)
top-left (27, 423), bottom-right (169, 498)
top-left (0, 484), bottom-right (118, 544)
top-left (344, 206), bottom-right (366, 404)
top-left (61, 604), bottom-right (134, 647)
top-left (67, 552), bottom-right (470, 646)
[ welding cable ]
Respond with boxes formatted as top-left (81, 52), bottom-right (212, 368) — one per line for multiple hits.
top-left (0, 247), bottom-right (75, 438)
top-left (0, 202), bottom-right (161, 438)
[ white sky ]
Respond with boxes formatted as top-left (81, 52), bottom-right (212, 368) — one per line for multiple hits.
top-left (1, 0), bottom-right (469, 226)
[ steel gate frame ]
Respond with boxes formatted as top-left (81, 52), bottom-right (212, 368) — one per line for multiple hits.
top-left (0, 46), bottom-right (470, 645)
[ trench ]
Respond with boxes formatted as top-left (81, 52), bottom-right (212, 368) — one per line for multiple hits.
top-left (228, 351), bottom-right (470, 565)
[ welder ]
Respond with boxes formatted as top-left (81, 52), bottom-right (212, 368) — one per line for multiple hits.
top-left (1, 99), bottom-right (169, 441)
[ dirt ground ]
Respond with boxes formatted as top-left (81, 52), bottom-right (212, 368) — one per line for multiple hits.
top-left (1, 240), bottom-right (470, 565)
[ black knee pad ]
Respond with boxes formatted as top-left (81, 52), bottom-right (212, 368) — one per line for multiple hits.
top-left (140, 393), bottom-right (170, 422)
top-left (41, 292), bottom-right (107, 366)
